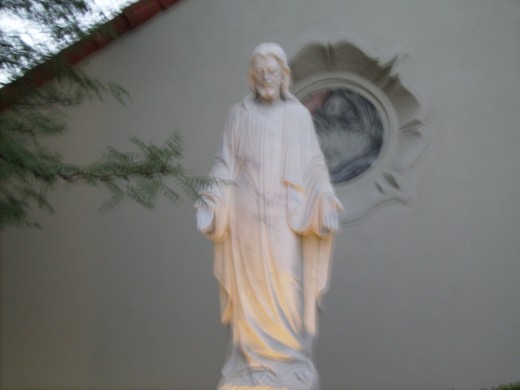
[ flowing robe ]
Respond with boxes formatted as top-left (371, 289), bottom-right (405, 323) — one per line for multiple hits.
top-left (201, 95), bottom-right (342, 389)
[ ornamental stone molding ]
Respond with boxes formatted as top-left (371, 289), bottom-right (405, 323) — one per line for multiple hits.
top-left (290, 40), bottom-right (428, 224)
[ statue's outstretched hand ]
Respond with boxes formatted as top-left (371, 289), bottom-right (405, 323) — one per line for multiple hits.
top-left (322, 194), bottom-right (340, 233)
top-left (323, 210), bottom-right (339, 232)
top-left (196, 207), bottom-right (215, 234)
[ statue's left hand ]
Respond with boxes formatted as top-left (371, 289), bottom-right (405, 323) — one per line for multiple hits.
top-left (323, 210), bottom-right (339, 232)
top-left (322, 194), bottom-right (340, 233)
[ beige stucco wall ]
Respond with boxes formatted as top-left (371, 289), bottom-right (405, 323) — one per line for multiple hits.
top-left (2, 1), bottom-right (520, 389)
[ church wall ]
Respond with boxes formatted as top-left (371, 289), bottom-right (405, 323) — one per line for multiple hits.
top-left (2, 1), bottom-right (520, 389)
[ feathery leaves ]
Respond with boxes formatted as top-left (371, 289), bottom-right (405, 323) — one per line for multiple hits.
top-left (0, 1), bottom-right (220, 229)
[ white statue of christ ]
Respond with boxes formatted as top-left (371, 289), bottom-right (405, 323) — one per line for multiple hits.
top-left (197, 43), bottom-right (343, 390)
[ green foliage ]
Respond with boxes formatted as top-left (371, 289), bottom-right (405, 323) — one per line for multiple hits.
top-left (452, 382), bottom-right (520, 390)
top-left (0, 1), bottom-right (215, 228)
top-left (0, 122), bottom-right (216, 228)
top-left (484, 383), bottom-right (520, 390)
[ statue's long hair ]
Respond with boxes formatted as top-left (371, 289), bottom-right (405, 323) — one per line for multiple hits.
top-left (247, 43), bottom-right (294, 100)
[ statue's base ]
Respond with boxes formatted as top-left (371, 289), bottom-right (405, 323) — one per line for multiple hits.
top-left (219, 385), bottom-right (288, 390)
top-left (217, 365), bottom-right (318, 390)
top-left (217, 345), bottom-right (319, 390)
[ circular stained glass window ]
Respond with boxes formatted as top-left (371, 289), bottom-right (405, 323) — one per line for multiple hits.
top-left (302, 87), bottom-right (384, 184)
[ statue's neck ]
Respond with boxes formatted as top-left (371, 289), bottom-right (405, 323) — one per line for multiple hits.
top-left (254, 96), bottom-right (285, 109)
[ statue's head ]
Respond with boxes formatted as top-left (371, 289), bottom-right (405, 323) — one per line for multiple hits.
top-left (248, 43), bottom-right (292, 103)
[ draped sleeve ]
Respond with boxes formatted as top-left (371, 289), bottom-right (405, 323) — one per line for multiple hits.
top-left (284, 102), bottom-right (343, 237)
top-left (200, 103), bottom-right (242, 242)
top-left (199, 103), bottom-right (243, 325)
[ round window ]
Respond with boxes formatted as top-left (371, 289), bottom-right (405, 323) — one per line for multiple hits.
top-left (302, 87), bottom-right (384, 184)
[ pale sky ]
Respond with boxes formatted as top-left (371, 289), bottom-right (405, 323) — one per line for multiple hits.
top-left (0, 0), bottom-right (136, 42)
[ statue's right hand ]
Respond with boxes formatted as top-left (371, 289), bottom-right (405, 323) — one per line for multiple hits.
top-left (196, 207), bottom-right (215, 234)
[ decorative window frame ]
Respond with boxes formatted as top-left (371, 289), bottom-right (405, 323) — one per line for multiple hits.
top-left (290, 41), bottom-right (428, 224)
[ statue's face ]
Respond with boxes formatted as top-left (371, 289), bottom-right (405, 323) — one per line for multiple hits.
top-left (252, 55), bottom-right (283, 103)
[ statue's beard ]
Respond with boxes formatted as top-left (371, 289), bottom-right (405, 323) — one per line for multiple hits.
top-left (256, 85), bottom-right (280, 103)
